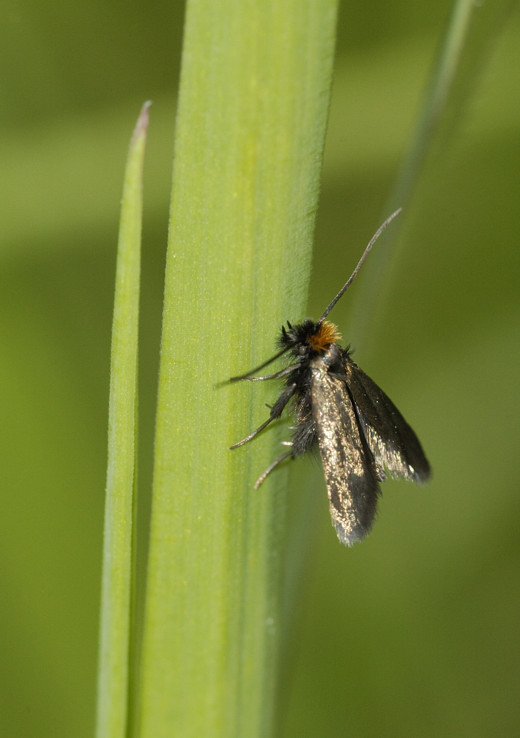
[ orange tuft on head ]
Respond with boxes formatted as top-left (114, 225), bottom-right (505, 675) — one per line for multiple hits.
top-left (308, 320), bottom-right (341, 353)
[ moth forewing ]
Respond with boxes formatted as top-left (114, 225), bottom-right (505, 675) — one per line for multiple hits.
top-left (344, 358), bottom-right (431, 483)
top-left (310, 360), bottom-right (380, 545)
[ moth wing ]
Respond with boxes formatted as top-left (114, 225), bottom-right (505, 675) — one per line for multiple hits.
top-left (343, 355), bottom-right (431, 483)
top-left (311, 368), bottom-right (380, 546)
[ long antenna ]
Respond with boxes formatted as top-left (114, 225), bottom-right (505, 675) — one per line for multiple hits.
top-left (318, 208), bottom-right (402, 323)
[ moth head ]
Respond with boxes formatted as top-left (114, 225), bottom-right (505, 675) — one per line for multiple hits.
top-left (279, 319), bottom-right (341, 358)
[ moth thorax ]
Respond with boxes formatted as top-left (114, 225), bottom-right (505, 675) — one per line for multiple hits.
top-left (308, 320), bottom-right (341, 353)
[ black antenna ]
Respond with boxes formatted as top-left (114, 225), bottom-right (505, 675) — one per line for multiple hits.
top-left (318, 208), bottom-right (402, 323)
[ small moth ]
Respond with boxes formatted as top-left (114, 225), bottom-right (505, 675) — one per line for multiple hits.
top-left (229, 209), bottom-right (431, 545)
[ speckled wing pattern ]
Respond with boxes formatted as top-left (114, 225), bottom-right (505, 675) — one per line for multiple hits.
top-left (310, 365), bottom-right (380, 546)
top-left (311, 352), bottom-right (431, 546)
top-left (344, 355), bottom-right (431, 484)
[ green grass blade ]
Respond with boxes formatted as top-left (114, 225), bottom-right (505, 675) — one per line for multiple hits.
top-left (388, 0), bottom-right (476, 213)
top-left (95, 102), bottom-right (150, 738)
top-left (353, 0), bottom-right (512, 342)
top-left (138, 2), bottom-right (338, 736)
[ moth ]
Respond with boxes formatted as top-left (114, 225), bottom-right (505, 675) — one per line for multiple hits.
top-left (229, 209), bottom-right (431, 545)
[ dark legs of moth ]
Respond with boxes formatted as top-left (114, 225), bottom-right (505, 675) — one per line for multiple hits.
top-left (229, 367), bottom-right (299, 486)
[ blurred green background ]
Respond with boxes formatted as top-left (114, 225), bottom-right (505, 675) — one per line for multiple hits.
top-left (1, 1), bottom-right (519, 736)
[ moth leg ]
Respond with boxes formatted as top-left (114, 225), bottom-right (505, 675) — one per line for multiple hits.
top-left (230, 383), bottom-right (296, 449)
top-left (228, 346), bottom-right (289, 380)
top-left (254, 450), bottom-right (293, 490)
top-left (230, 417), bottom-right (273, 449)
top-left (230, 363), bottom-right (299, 383)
